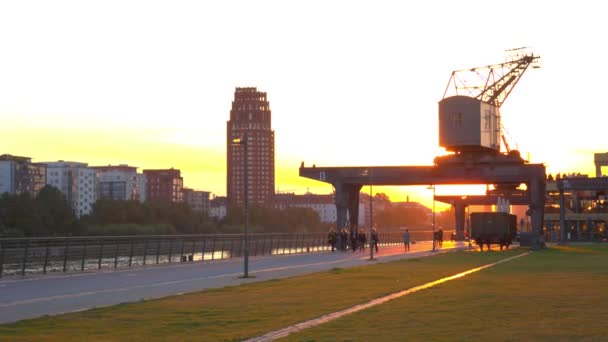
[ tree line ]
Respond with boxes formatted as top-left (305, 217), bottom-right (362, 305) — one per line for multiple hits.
top-left (0, 186), bottom-right (329, 237)
top-left (0, 187), bottom-right (441, 238)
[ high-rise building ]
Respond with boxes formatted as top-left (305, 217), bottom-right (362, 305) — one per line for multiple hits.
top-left (227, 87), bottom-right (275, 207)
top-left (45, 161), bottom-right (97, 217)
top-left (94, 165), bottom-right (147, 202)
top-left (143, 168), bottom-right (183, 203)
top-left (0, 154), bottom-right (46, 196)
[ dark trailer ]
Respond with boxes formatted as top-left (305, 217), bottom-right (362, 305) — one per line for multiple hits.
top-left (470, 212), bottom-right (517, 251)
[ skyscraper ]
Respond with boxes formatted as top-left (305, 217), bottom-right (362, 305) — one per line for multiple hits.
top-left (227, 87), bottom-right (275, 207)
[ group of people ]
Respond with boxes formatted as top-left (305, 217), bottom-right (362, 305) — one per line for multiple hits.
top-left (328, 225), bottom-right (379, 253)
top-left (328, 226), bottom-right (446, 255)
top-left (433, 228), bottom-right (444, 248)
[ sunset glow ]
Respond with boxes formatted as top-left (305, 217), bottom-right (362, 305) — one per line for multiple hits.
top-left (2, 1), bottom-right (607, 209)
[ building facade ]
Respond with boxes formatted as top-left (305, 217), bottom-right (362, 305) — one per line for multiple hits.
top-left (143, 168), bottom-right (183, 203)
top-left (227, 87), bottom-right (275, 207)
top-left (274, 193), bottom-right (366, 225)
top-left (209, 196), bottom-right (227, 220)
top-left (0, 154), bottom-right (46, 196)
top-left (94, 165), bottom-right (147, 202)
top-left (183, 188), bottom-right (211, 212)
top-left (46, 161), bottom-right (97, 217)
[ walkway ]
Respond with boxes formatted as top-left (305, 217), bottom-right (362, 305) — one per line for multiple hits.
top-left (0, 241), bottom-right (468, 324)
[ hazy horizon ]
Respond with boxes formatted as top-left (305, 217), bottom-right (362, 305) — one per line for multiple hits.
top-left (2, 0), bottom-right (607, 208)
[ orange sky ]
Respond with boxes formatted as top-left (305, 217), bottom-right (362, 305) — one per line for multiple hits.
top-left (2, 1), bottom-right (607, 210)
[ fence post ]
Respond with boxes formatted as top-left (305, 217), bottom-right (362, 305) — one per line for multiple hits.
top-left (128, 240), bottom-right (134, 267)
top-left (21, 239), bottom-right (30, 276)
top-left (143, 239), bottom-right (148, 266)
top-left (179, 239), bottom-right (185, 262)
top-left (168, 238), bottom-right (173, 263)
top-left (269, 236), bottom-right (274, 256)
top-left (63, 239), bottom-right (70, 273)
top-left (114, 241), bottom-right (119, 269)
top-left (98, 239), bottom-right (104, 270)
top-left (201, 238), bottom-right (207, 261)
top-left (220, 239), bottom-right (224, 259)
top-left (191, 240), bottom-right (196, 261)
top-left (211, 238), bottom-right (216, 260)
top-left (0, 241), bottom-right (4, 278)
top-left (43, 243), bottom-right (50, 274)
top-left (156, 239), bottom-right (161, 264)
top-left (230, 238), bottom-right (234, 259)
top-left (81, 240), bottom-right (88, 271)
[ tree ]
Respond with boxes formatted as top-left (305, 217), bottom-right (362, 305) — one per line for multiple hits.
top-left (375, 205), bottom-right (427, 228)
top-left (35, 185), bottom-right (78, 236)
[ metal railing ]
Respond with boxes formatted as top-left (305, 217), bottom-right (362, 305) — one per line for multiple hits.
top-left (0, 230), bottom-right (443, 277)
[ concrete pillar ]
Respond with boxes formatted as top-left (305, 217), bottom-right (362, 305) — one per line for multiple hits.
top-left (529, 173), bottom-right (546, 249)
top-left (347, 184), bottom-right (362, 236)
top-left (559, 187), bottom-right (567, 243)
top-left (454, 202), bottom-right (466, 240)
top-left (334, 182), bottom-right (348, 231)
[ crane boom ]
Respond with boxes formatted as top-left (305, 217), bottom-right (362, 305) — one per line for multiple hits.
top-left (443, 48), bottom-right (540, 108)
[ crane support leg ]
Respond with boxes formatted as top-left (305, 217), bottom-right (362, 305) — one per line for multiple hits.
top-left (529, 175), bottom-right (546, 249)
top-left (334, 183), bottom-right (362, 234)
top-left (347, 185), bottom-right (362, 234)
top-left (454, 202), bottom-right (466, 241)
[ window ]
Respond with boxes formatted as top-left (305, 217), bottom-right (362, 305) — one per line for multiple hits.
top-left (452, 112), bottom-right (463, 128)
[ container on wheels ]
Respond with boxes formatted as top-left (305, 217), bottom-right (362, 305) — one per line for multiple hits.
top-left (470, 212), bottom-right (517, 251)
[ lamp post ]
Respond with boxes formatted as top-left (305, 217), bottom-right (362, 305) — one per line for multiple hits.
top-left (428, 185), bottom-right (436, 251)
top-left (369, 170), bottom-right (374, 261)
top-left (232, 133), bottom-right (250, 278)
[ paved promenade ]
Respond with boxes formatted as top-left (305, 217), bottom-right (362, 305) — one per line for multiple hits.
top-left (0, 241), bottom-right (469, 324)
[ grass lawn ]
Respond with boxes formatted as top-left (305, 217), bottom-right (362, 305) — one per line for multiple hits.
top-left (2, 245), bottom-right (606, 341)
top-left (285, 244), bottom-right (608, 341)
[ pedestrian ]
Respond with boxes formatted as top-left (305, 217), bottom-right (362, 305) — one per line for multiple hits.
top-left (358, 228), bottom-right (367, 252)
top-left (438, 227), bottom-right (444, 247)
top-left (350, 229), bottom-right (358, 252)
top-left (371, 225), bottom-right (379, 253)
top-left (403, 228), bottom-right (410, 252)
top-left (327, 228), bottom-right (337, 252)
top-left (340, 228), bottom-right (348, 251)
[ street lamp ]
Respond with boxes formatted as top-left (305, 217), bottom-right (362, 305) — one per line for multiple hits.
top-left (369, 169), bottom-right (374, 261)
top-left (231, 133), bottom-right (250, 278)
top-left (427, 185), bottom-right (436, 251)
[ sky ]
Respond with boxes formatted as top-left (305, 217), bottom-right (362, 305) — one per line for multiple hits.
top-left (2, 0), bottom-right (608, 209)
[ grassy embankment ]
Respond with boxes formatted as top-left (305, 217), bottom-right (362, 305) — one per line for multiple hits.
top-left (286, 244), bottom-right (608, 341)
top-left (1, 245), bottom-right (606, 341)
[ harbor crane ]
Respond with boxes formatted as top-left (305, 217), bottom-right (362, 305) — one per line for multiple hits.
top-left (440, 47), bottom-right (540, 154)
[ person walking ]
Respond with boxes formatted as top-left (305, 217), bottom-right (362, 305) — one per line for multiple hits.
top-left (358, 228), bottom-right (367, 252)
top-left (371, 225), bottom-right (379, 253)
top-left (340, 228), bottom-right (348, 251)
top-left (403, 228), bottom-right (411, 252)
top-left (327, 228), bottom-right (337, 252)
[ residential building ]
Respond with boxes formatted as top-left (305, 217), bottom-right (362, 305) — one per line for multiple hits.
top-left (94, 165), bottom-right (146, 202)
top-left (0, 154), bottom-right (46, 196)
top-left (209, 196), bottom-right (227, 220)
top-left (227, 87), bottom-right (275, 207)
top-left (46, 161), bottom-right (97, 217)
top-left (274, 192), bottom-right (366, 224)
top-left (183, 188), bottom-right (211, 212)
top-left (143, 168), bottom-right (183, 203)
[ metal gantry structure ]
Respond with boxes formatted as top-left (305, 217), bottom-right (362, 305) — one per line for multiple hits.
top-left (442, 48), bottom-right (540, 108)
top-left (300, 49), bottom-right (547, 249)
